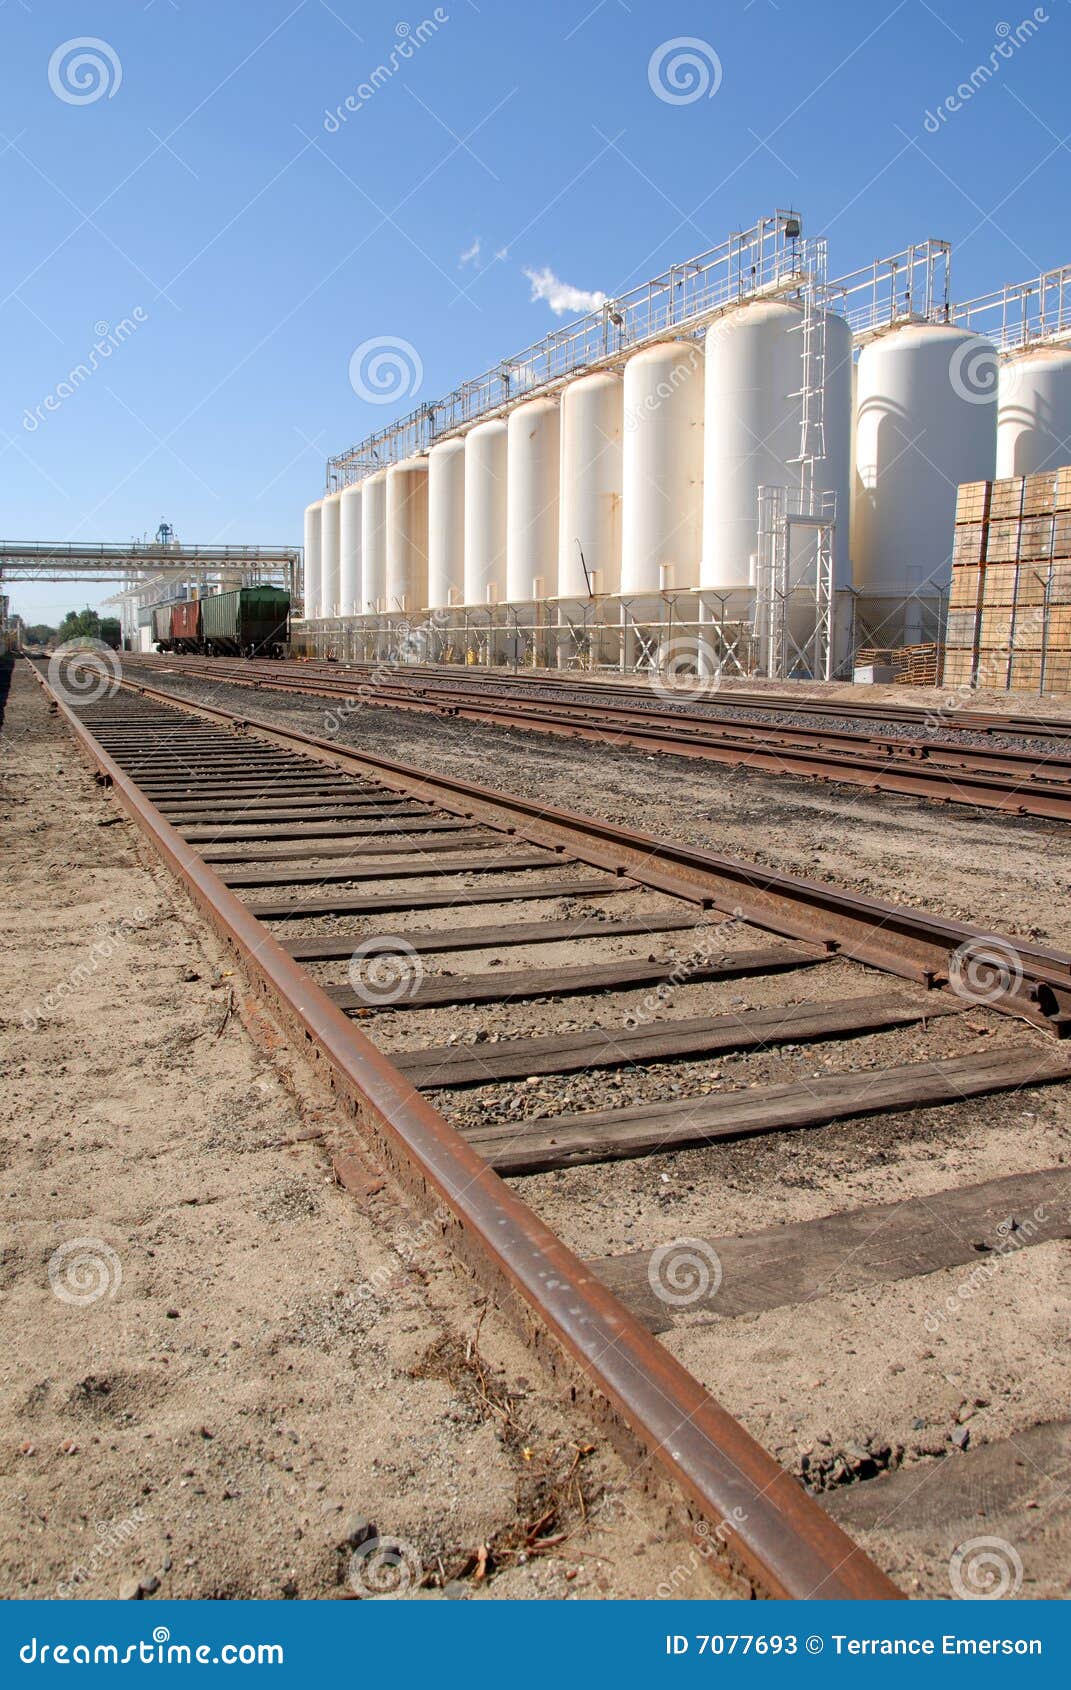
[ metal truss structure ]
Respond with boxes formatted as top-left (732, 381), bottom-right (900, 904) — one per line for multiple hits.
top-left (326, 210), bottom-right (809, 490)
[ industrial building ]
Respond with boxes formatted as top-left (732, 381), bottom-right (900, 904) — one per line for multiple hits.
top-left (296, 212), bottom-right (1071, 685)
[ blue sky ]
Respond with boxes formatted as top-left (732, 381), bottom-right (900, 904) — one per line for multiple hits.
top-left (3, 0), bottom-right (1070, 623)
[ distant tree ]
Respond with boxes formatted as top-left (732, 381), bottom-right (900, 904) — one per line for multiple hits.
top-left (57, 607), bottom-right (101, 642)
top-left (25, 623), bottom-right (56, 644)
top-left (56, 608), bottom-right (121, 649)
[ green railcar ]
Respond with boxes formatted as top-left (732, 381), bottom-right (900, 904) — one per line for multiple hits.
top-left (200, 586), bottom-right (290, 656)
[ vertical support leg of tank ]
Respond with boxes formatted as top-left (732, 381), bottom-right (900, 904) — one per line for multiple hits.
top-left (831, 591), bottom-right (854, 678)
top-left (619, 602), bottom-right (629, 673)
top-left (697, 597), bottom-right (715, 681)
top-left (904, 592), bottom-right (923, 648)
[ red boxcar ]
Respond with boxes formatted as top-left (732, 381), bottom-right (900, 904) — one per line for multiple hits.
top-left (170, 599), bottom-right (202, 651)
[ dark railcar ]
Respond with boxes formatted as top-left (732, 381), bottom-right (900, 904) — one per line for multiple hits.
top-left (201, 586), bottom-right (290, 657)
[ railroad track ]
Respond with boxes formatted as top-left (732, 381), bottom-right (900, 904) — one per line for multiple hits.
top-left (123, 654), bottom-right (1071, 822)
top-left (132, 652), bottom-right (1071, 740)
top-left (34, 655), bottom-right (1071, 1599)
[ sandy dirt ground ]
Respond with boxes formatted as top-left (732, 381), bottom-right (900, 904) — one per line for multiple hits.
top-left (0, 663), bottom-right (722, 1602)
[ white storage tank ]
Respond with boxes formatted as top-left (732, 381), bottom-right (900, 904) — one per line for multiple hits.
top-left (386, 457), bottom-right (429, 613)
top-left (701, 300), bottom-right (853, 593)
top-left (620, 341), bottom-right (704, 594)
top-left (852, 323), bottom-right (998, 599)
top-left (507, 398), bottom-right (560, 601)
top-left (339, 484), bottom-right (362, 616)
top-left (427, 438), bottom-right (466, 609)
top-left (558, 371), bottom-right (623, 597)
top-left (303, 500), bottom-right (322, 619)
top-left (320, 490), bottom-right (342, 618)
top-left (996, 346), bottom-right (1071, 477)
top-left (360, 471), bottom-right (388, 612)
top-left (464, 419), bottom-right (508, 604)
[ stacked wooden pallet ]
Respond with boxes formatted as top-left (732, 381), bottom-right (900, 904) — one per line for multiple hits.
top-left (943, 468), bottom-right (1071, 693)
top-left (855, 644), bottom-right (939, 686)
top-left (896, 643), bottom-right (940, 686)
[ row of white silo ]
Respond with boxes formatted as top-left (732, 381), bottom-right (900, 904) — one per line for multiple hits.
top-left (302, 304), bottom-right (1071, 628)
top-left (305, 300), bottom-right (850, 619)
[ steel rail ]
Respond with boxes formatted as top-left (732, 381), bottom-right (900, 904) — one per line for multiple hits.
top-left (29, 659), bottom-right (902, 1601)
top-left (122, 656), bottom-right (1071, 821)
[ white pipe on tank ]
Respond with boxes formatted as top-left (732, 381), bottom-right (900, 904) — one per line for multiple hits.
top-left (339, 485), bottom-right (362, 616)
top-left (464, 419), bottom-right (508, 604)
top-left (428, 438), bottom-right (466, 609)
top-left (621, 341), bottom-right (704, 594)
top-left (360, 471), bottom-right (388, 612)
top-left (558, 370), bottom-right (623, 598)
top-left (303, 501), bottom-right (322, 619)
top-left (507, 398), bottom-right (560, 601)
top-left (386, 457), bottom-right (429, 614)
